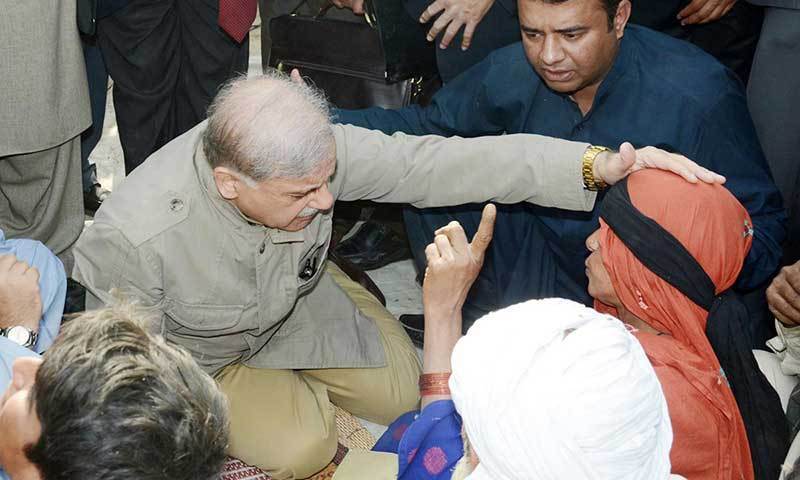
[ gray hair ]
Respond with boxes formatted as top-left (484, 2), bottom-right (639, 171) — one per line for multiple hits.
top-left (203, 70), bottom-right (334, 181)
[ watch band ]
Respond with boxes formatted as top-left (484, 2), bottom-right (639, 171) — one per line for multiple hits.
top-left (582, 145), bottom-right (611, 191)
top-left (1, 326), bottom-right (38, 349)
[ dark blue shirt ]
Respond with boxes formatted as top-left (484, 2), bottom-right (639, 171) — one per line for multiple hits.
top-left (336, 25), bottom-right (785, 291)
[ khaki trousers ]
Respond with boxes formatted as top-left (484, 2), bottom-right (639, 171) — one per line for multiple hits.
top-left (217, 263), bottom-right (421, 479)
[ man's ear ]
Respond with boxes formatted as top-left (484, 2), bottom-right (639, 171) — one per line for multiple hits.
top-left (614, 0), bottom-right (632, 39)
top-left (213, 167), bottom-right (243, 200)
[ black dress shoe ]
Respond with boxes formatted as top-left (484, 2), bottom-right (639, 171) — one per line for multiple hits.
top-left (399, 313), bottom-right (425, 348)
top-left (83, 183), bottom-right (110, 215)
top-left (334, 220), bottom-right (410, 270)
top-left (64, 278), bottom-right (86, 317)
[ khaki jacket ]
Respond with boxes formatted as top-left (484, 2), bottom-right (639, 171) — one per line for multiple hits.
top-left (73, 123), bottom-right (594, 374)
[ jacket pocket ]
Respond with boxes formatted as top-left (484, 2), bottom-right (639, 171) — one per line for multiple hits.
top-left (165, 299), bottom-right (244, 332)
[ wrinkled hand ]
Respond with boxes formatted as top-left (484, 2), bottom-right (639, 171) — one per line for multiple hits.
top-left (767, 262), bottom-right (800, 327)
top-left (331, 0), bottom-right (365, 15)
top-left (423, 204), bottom-right (496, 319)
top-left (419, 0), bottom-right (495, 50)
top-left (677, 0), bottom-right (736, 25)
top-left (0, 255), bottom-right (42, 332)
top-left (595, 142), bottom-right (726, 186)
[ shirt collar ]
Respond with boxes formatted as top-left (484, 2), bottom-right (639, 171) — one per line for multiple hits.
top-left (192, 138), bottom-right (306, 244)
top-left (593, 31), bottom-right (635, 105)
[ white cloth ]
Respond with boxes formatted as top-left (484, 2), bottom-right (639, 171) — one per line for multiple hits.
top-left (449, 298), bottom-right (673, 480)
top-left (753, 349), bottom-right (798, 413)
top-left (768, 320), bottom-right (800, 377)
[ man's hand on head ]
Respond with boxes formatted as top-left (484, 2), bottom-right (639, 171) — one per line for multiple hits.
top-left (0, 255), bottom-right (42, 332)
top-left (419, 0), bottom-right (495, 51)
top-left (677, 0), bottom-right (736, 25)
top-left (767, 261), bottom-right (800, 327)
top-left (594, 142), bottom-right (726, 186)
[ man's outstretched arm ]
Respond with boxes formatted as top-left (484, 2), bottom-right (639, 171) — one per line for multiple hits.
top-left (330, 125), bottom-right (723, 212)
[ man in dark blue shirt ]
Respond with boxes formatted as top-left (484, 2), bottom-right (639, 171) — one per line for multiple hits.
top-left (336, 0), bottom-right (785, 333)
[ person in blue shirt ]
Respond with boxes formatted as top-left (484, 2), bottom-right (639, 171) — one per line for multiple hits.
top-left (0, 230), bottom-right (65, 354)
top-left (0, 235), bottom-right (62, 480)
top-left (336, 0), bottom-right (785, 340)
top-left (0, 337), bottom-right (39, 480)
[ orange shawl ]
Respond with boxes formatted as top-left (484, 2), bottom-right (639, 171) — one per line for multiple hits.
top-left (594, 170), bottom-right (753, 480)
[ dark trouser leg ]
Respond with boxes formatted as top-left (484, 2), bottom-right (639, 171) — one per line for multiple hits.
top-left (176, 0), bottom-right (250, 125)
top-left (747, 8), bottom-right (800, 265)
top-left (97, 0), bottom-right (248, 174)
top-left (80, 35), bottom-right (108, 191)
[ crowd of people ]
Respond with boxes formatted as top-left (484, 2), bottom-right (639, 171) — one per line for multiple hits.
top-left (1, 0), bottom-right (799, 479)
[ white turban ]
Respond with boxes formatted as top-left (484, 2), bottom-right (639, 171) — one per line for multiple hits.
top-left (449, 298), bottom-right (672, 480)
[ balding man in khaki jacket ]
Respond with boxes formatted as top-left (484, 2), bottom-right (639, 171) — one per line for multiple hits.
top-left (73, 72), bottom-right (721, 479)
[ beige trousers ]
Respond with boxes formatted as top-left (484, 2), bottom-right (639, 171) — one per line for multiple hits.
top-left (217, 263), bottom-right (421, 479)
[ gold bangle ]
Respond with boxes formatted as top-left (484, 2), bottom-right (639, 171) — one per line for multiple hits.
top-left (582, 145), bottom-right (610, 191)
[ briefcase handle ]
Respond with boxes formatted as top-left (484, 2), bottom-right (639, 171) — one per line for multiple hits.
top-left (289, 0), bottom-right (379, 29)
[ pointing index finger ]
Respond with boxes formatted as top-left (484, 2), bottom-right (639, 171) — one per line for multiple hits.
top-left (471, 204), bottom-right (497, 254)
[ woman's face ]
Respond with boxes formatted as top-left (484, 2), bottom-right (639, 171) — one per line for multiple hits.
top-left (585, 229), bottom-right (621, 307)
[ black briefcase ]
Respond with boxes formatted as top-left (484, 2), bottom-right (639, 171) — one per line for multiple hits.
top-left (268, 0), bottom-right (439, 109)
top-left (77, 0), bottom-right (98, 35)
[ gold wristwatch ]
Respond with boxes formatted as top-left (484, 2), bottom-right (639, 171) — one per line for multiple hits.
top-left (582, 145), bottom-right (611, 191)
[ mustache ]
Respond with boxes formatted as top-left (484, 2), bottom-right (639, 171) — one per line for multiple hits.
top-left (298, 206), bottom-right (320, 217)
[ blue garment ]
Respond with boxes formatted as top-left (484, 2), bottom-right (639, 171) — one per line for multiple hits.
top-left (0, 230), bottom-right (66, 353)
top-left (0, 336), bottom-right (40, 480)
top-left (336, 25), bottom-right (785, 322)
top-left (374, 400), bottom-right (463, 479)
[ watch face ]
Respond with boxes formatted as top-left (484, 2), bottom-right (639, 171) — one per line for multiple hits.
top-left (7, 326), bottom-right (32, 346)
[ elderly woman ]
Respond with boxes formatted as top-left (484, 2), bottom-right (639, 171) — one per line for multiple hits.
top-left (585, 170), bottom-right (789, 480)
top-left (342, 205), bottom-right (677, 480)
